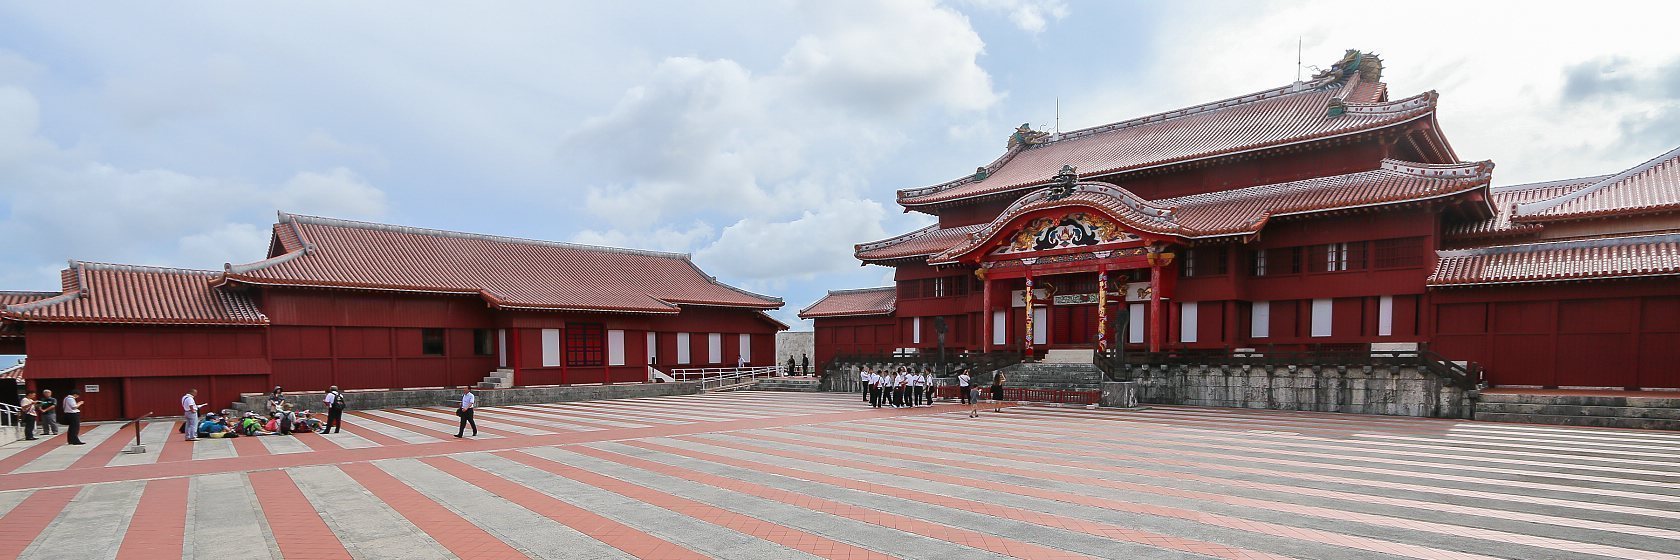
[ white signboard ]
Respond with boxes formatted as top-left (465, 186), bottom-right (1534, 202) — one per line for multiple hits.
top-left (1010, 289), bottom-right (1050, 307)
top-left (84, 384), bottom-right (100, 393)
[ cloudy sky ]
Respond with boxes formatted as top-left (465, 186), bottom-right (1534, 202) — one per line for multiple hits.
top-left (2, 0), bottom-right (1679, 340)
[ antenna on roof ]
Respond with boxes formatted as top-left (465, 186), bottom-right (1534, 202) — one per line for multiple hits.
top-left (1054, 97), bottom-right (1060, 135)
top-left (1295, 37), bottom-right (1302, 83)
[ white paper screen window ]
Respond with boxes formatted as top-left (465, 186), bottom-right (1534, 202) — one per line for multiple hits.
top-left (607, 330), bottom-right (626, 366)
top-left (1251, 301), bottom-right (1270, 338)
top-left (1180, 302), bottom-right (1198, 343)
top-left (991, 310), bottom-right (1007, 345)
top-left (1378, 296), bottom-right (1394, 336)
top-left (912, 317), bottom-right (922, 344)
top-left (1032, 307), bottom-right (1048, 344)
top-left (1128, 303), bottom-right (1145, 344)
top-left (540, 329), bottom-right (561, 367)
top-left (676, 332), bottom-right (691, 364)
top-left (497, 329), bottom-right (507, 368)
top-left (647, 332), bottom-right (657, 363)
top-left (1311, 299), bottom-right (1333, 337)
top-left (707, 333), bottom-right (722, 364)
top-left (738, 334), bottom-right (751, 363)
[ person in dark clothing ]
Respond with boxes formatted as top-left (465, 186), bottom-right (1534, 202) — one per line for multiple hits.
top-left (61, 389), bottom-right (84, 445)
top-left (322, 385), bottom-right (345, 434)
top-left (455, 387), bottom-right (477, 438)
top-left (36, 389), bottom-right (57, 436)
top-left (801, 354), bottom-right (809, 375)
top-left (19, 391), bottom-right (37, 440)
top-left (786, 356), bottom-right (796, 376)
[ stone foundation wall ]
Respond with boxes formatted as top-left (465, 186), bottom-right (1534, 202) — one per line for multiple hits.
top-left (1119, 364), bottom-right (1471, 418)
top-left (237, 382), bottom-right (700, 413)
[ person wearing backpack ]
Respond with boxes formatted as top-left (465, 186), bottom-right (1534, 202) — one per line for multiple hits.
top-left (321, 385), bottom-right (345, 434)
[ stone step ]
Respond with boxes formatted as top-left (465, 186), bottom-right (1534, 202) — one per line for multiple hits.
top-left (1479, 393), bottom-right (1680, 408)
top-left (1474, 412), bottom-right (1680, 431)
top-left (1475, 402), bottom-right (1680, 420)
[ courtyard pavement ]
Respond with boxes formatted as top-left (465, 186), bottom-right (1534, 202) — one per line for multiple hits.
top-left (0, 391), bottom-right (1676, 559)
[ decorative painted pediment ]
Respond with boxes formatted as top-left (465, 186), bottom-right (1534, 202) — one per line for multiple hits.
top-left (989, 212), bottom-right (1141, 257)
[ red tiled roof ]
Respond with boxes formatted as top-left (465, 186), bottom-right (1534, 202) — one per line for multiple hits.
top-left (897, 54), bottom-right (1446, 208)
top-left (0, 361), bottom-right (21, 381)
top-left (1515, 145), bottom-right (1680, 222)
top-left (1430, 233), bottom-right (1680, 286)
top-left (0, 291), bottom-right (56, 308)
top-left (855, 224), bottom-right (985, 262)
top-left (222, 214), bottom-right (781, 314)
top-left (2, 262), bottom-right (268, 325)
top-left (1445, 175), bottom-right (1607, 240)
top-left (929, 159), bottom-right (1493, 263)
top-left (799, 287), bottom-right (896, 318)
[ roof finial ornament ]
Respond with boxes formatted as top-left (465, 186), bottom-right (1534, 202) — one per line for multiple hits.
top-left (1007, 123), bottom-right (1050, 149)
top-left (973, 166), bottom-right (990, 181)
top-left (1046, 164), bottom-right (1078, 201)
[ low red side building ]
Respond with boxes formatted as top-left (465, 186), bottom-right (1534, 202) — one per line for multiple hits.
top-left (2, 213), bottom-right (785, 419)
top-left (803, 50), bottom-right (1680, 390)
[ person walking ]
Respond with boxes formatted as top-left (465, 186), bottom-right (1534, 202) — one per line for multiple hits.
top-left (182, 389), bottom-right (205, 442)
top-left (801, 354), bottom-right (810, 375)
top-left (455, 387), bottom-right (477, 438)
top-left (36, 389), bottom-right (58, 436)
top-left (966, 372), bottom-right (982, 418)
top-left (60, 389), bottom-right (84, 445)
top-left (321, 385), bottom-right (345, 434)
top-left (990, 371), bottom-right (1007, 413)
top-left (19, 391), bottom-right (37, 441)
top-left (957, 369), bottom-right (972, 405)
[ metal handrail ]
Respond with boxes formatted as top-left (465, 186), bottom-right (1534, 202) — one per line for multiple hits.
top-left (0, 402), bottom-right (20, 443)
top-left (669, 365), bottom-right (786, 391)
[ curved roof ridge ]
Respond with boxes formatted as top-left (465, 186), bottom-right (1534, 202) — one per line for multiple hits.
top-left (1490, 174), bottom-right (1614, 193)
top-left (278, 212), bottom-right (693, 260)
top-left (893, 55), bottom-right (1371, 204)
top-left (826, 286), bottom-right (896, 294)
top-left (225, 247), bottom-right (308, 275)
top-left (1378, 158), bottom-right (1494, 179)
top-left (1514, 145), bottom-right (1680, 216)
top-left (670, 258), bottom-right (783, 304)
top-left (71, 260), bottom-right (221, 276)
top-left (1437, 231), bottom-right (1680, 258)
top-left (3, 291), bottom-right (80, 314)
top-left (856, 223), bottom-right (941, 252)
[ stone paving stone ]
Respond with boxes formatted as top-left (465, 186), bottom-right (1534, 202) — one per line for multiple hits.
top-left (454, 452), bottom-right (819, 560)
top-left (595, 439), bottom-right (1242, 560)
top-left (341, 411), bottom-right (442, 443)
top-left (22, 480), bottom-right (146, 560)
top-left (255, 433), bottom-right (316, 455)
top-left (185, 473), bottom-right (279, 560)
top-left (374, 457), bottom-right (633, 559)
top-left (518, 446), bottom-right (1014, 560)
top-left (0, 488), bottom-right (32, 518)
top-left (246, 470), bottom-right (352, 559)
top-left (115, 477), bottom-right (189, 559)
top-left (315, 428), bottom-right (381, 449)
top-left (189, 436), bottom-right (237, 461)
top-left (287, 464), bottom-right (454, 559)
top-left (0, 488), bottom-right (76, 559)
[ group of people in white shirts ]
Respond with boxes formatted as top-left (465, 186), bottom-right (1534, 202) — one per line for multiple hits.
top-left (859, 366), bottom-right (939, 409)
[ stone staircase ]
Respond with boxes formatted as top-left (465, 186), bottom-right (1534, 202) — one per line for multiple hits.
top-left (980, 362), bottom-right (1103, 390)
top-left (751, 376), bottom-right (821, 392)
top-left (1475, 391), bottom-right (1680, 430)
top-left (477, 368), bottom-right (514, 390)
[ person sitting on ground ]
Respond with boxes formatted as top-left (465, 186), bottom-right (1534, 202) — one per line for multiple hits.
top-left (264, 412), bottom-right (282, 433)
top-left (265, 386), bottom-right (287, 415)
top-left (239, 412), bottom-right (274, 436)
top-left (198, 413), bottom-right (238, 438)
top-left (294, 410), bottom-right (323, 433)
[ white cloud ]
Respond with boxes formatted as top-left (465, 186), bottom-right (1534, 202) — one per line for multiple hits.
top-left (695, 198), bottom-right (891, 281)
top-left (0, 82), bottom-right (387, 288)
top-left (571, 221), bottom-right (717, 254)
top-left (958, 0), bottom-right (1069, 33)
top-left (1062, 1), bottom-right (1680, 185)
top-left (272, 167), bottom-right (386, 219)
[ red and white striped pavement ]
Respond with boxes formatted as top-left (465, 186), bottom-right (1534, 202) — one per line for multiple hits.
top-left (0, 391), bottom-right (1676, 559)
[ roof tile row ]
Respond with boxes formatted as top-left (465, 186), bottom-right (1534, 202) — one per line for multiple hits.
top-left (798, 287), bottom-right (897, 318)
top-left (1430, 233), bottom-right (1680, 286)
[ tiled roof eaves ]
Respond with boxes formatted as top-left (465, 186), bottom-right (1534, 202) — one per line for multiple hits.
top-left (1430, 233), bottom-right (1680, 287)
top-left (898, 91), bottom-right (1438, 208)
top-left (1514, 145), bottom-right (1680, 222)
top-left (798, 287), bottom-right (897, 318)
top-left (280, 212), bottom-right (692, 260)
top-left (672, 258), bottom-right (783, 306)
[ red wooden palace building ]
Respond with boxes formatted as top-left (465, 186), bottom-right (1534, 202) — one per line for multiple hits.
top-left (0, 213), bottom-right (785, 419)
top-left (803, 51), bottom-right (1680, 390)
